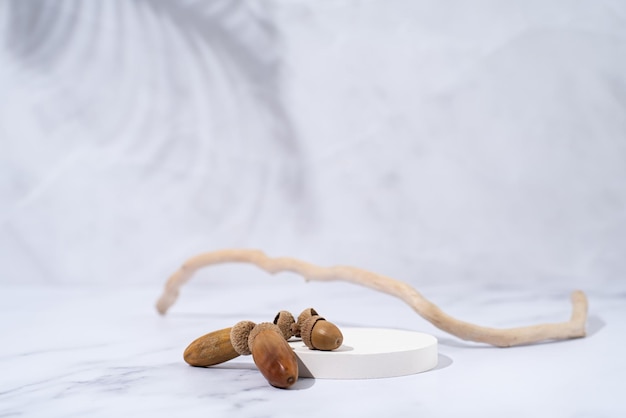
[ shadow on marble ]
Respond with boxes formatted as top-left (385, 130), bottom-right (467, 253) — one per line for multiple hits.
top-left (290, 377), bottom-right (316, 390)
top-left (438, 336), bottom-right (580, 349)
top-left (436, 337), bottom-right (497, 349)
top-left (194, 354), bottom-right (452, 387)
top-left (204, 361), bottom-right (317, 390)
top-left (432, 353), bottom-right (453, 372)
top-left (586, 315), bottom-right (606, 337)
top-left (437, 315), bottom-right (605, 349)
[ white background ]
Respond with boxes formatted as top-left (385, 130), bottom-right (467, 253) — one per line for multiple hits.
top-left (1, 0), bottom-right (625, 294)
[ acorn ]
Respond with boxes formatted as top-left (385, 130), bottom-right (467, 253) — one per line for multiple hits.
top-left (273, 310), bottom-right (296, 340)
top-left (301, 315), bottom-right (343, 351)
top-left (248, 323), bottom-right (299, 389)
top-left (183, 327), bottom-right (239, 367)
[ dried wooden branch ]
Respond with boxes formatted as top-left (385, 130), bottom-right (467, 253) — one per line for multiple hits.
top-left (156, 249), bottom-right (588, 347)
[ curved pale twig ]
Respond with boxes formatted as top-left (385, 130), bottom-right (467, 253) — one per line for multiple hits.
top-left (156, 249), bottom-right (588, 347)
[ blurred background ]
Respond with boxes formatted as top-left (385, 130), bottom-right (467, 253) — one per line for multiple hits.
top-left (1, 0), bottom-right (625, 294)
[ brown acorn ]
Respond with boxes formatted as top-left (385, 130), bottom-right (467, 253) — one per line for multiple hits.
top-left (183, 327), bottom-right (239, 367)
top-left (248, 323), bottom-right (298, 389)
top-left (273, 310), bottom-right (296, 340)
top-left (301, 315), bottom-right (343, 351)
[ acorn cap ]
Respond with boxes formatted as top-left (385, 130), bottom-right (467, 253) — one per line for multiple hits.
top-left (293, 308), bottom-right (318, 337)
top-left (230, 320), bottom-right (256, 355)
top-left (300, 315), bottom-right (324, 349)
top-left (273, 310), bottom-right (296, 340)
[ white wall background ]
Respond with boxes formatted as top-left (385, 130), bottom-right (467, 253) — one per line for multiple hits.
top-left (1, 0), bottom-right (625, 293)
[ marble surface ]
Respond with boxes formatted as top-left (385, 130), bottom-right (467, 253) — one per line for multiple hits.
top-left (1, 280), bottom-right (624, 417)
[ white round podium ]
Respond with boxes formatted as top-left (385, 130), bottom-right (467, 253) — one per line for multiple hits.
top-left (289, 327), bottom-right (438, 379)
